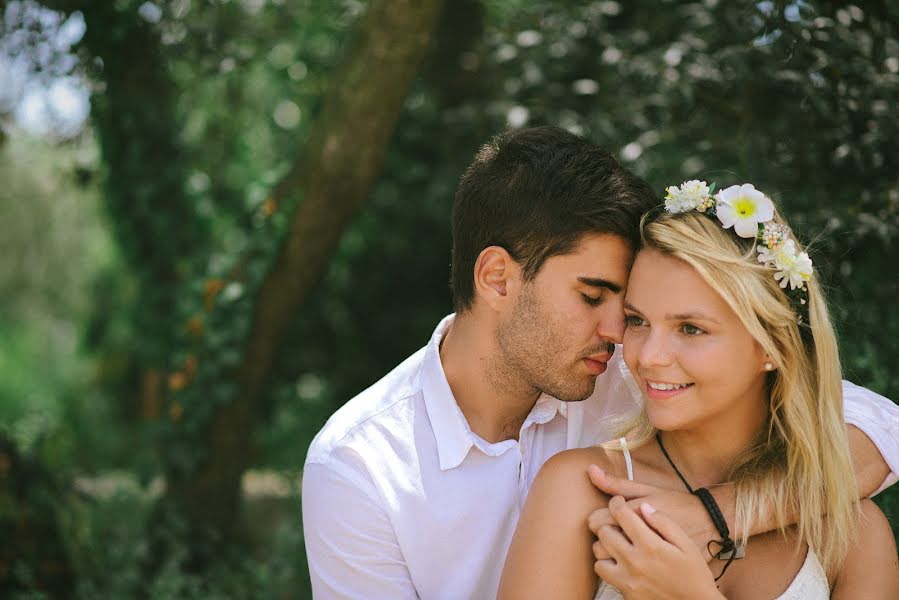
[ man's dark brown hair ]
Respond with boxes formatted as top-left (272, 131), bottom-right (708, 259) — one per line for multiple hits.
top-left (451, 126), bottom-right (658, 312)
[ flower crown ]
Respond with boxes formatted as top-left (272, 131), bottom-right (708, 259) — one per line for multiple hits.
top-left (663, 180), bottom-right (812, 322)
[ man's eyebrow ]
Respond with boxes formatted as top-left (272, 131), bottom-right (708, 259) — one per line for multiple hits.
top-left (577, 277), bottom-right (623, 294)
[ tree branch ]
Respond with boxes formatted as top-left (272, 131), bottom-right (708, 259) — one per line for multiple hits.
top-left (173, 0), bottom-right (446, 538)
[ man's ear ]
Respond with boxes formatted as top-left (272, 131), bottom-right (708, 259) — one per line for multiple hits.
top-left (473, 246), bottom-right (521, 312)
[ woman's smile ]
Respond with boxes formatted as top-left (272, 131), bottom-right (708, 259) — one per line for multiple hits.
top-left (644, 379), bottom-right (694, 399)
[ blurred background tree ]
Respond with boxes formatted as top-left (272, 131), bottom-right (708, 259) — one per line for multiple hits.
top-left (1, 0), bottom-right (896, 597)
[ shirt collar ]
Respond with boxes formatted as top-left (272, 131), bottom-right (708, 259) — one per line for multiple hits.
top-left (526, 393), bottom-right (568, 426)
top-left (421, 314), bottom-right (570, 471)
top-left (421, 314), bottom-right (476, 471)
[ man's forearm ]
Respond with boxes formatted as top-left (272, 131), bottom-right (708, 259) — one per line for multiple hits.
top-left (848, 425), bottom-right (890, 497)
top-left (707, 482), bottom-right (758, 540)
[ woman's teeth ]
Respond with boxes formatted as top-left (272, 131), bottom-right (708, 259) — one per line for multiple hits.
top-left (648, 382), bottom-right (691, 391)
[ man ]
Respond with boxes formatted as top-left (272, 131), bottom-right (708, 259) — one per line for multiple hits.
top-left (302, 127), bottom-right (898, 598)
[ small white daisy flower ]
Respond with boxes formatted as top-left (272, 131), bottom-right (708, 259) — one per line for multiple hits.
top-left (715, 183), bottom-right (775, 238)
top-left (760, 239), bottom-right (813, 290)
top-left (757, 244), bottom-right (776, 267)
top-left (665, 179), bottom-right (711, 213)
top-left (784, 250), bottom-right (813, 290)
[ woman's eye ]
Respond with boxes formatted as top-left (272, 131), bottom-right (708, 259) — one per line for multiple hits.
top-left (680, 323), bottom-right (705, 336)
top-left (624, 315), bottom-right (645, 327)
top-left (581, 293), bottom-right (602, 306)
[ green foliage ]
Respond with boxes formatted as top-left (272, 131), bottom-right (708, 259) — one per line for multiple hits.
top-left (0, 434), bottom-right (84, 598)
top-left (59, 483), bottom-right (308, 599)
top-left (0, 135), bottom-right (122, 460)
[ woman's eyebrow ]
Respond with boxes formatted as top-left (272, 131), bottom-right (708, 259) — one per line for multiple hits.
top-left (622, 302), bottom-right (721, 325)
top-left (623, 300), bottom-right (641, 313)
top-left (666, 312), bottom-right (720, 324)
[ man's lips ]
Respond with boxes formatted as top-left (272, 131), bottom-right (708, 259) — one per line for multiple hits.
top-left (583, 354), bottom-right (613, 375)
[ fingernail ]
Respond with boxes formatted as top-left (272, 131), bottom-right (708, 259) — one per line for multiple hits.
top-left (641, 502), bottom-right (656, 515)
top-left (589, 464), bottom-right (604, 477)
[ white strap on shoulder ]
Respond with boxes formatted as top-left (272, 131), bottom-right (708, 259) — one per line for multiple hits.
top-left (619, 437), bottom-right (634, 481)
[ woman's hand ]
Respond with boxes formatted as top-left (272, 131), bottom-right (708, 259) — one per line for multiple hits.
top-left (587, 465), bottom-right (728, 563)
top-left (593, 495), bottom-right (725, 600)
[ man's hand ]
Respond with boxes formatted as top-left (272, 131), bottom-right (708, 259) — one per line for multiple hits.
top-left (593, 496), bottom-right (725, 600)
top-left (587, 465), bottom-right (721, 563)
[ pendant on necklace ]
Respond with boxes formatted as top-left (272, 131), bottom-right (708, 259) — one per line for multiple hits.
top-left (717, 540), bottom-right (746, 560)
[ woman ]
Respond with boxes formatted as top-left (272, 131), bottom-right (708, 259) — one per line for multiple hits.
top-left (498, 181), bottom-right (899, 599)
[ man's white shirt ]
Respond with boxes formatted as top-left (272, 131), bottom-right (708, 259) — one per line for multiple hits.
top-left (302, 314), bottom-right (899, 599)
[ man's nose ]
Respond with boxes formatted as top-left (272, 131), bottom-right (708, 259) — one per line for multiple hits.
top-left (596, 303), bottom-right (626, 344)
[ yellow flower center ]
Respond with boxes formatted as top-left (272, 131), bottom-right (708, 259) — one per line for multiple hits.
top-left (733, 196), bottom-right (756, 218)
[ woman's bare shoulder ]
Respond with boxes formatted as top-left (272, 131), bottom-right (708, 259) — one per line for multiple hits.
top-left (518, 446), bottom-right (623, 527)
top-left (498, 445), bottom-right (625, 599)
top-left (539, 441), bottom-right (633, 484)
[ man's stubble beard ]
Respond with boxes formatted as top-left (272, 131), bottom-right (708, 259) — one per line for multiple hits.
top-left (492, 285), bottom-right (597, 403)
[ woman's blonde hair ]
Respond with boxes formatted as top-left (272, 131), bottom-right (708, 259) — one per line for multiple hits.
top-left (617, 206), bottom-right (858, 572)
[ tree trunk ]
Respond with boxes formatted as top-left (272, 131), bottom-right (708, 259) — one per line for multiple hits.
top-left (167, 0), bottom-right (446, 540)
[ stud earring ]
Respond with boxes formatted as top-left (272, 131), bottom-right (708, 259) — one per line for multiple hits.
top-left (764, 362), bottom-right (775, 371)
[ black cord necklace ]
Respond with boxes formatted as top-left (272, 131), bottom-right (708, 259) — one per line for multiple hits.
top-left (655, 432), bottom-right (742, 582)
top-left (656, 431), bottom-right (695, 492)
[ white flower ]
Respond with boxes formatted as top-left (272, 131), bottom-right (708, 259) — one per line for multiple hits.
top-left (756, 244), bottom-right (776, 267)
top-left (665, 180), bottom-right (711, 213)
top-left (758, 239), bottom-right (813, 290)
top-left (715, 183), bottom-right (775, 238)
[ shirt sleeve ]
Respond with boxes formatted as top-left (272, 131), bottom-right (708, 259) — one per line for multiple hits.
top-left (841, 380), bottom-right (899, 496)
top-left (302, 460), bottom-right (420, 599)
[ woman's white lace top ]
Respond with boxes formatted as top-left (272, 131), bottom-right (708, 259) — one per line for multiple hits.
top-left (593, 548), bottom-right (829, 599)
